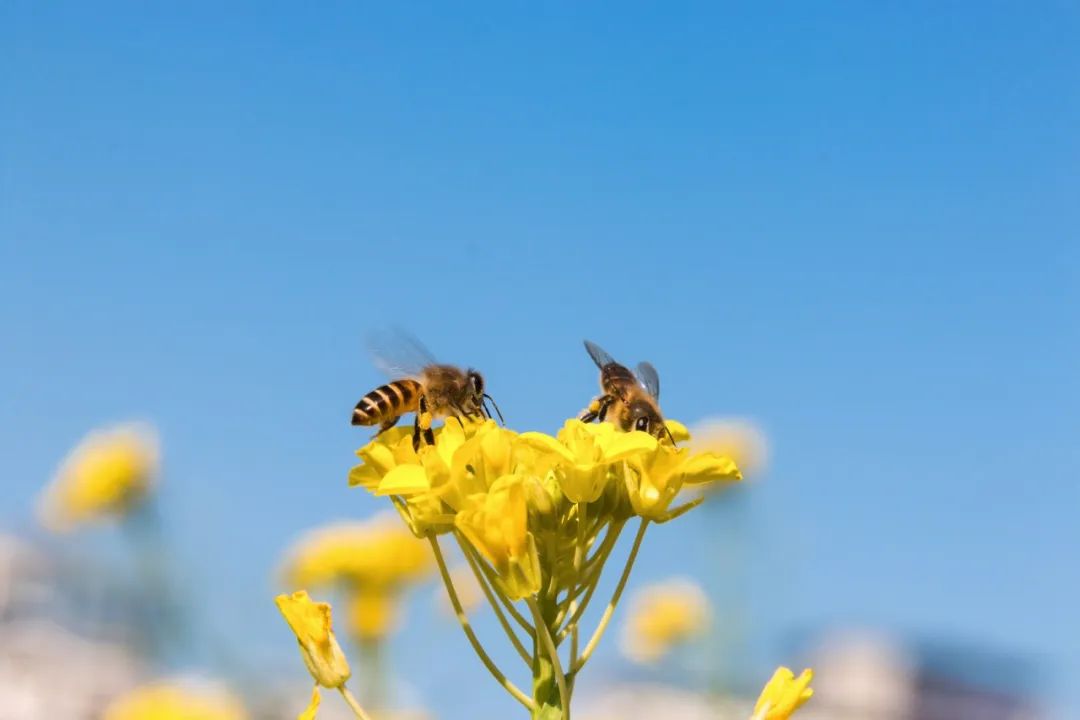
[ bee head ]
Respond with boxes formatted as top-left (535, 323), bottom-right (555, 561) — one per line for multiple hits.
top-left (466, 370), bottom-right (505, 425)
top-left (628, 400), bottom-right (672, 443)
top-left (466, 370), bottom-right (484, 397)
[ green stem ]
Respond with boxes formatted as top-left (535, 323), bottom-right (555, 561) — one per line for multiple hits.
top-left (528, 597), bottom-right (570, 720)
top-left (457, 534), bottom-right (533, 666)
top-left (570, 519), bottom-right (649, 675)
top-left (428, 536), bottom-right (535, 711)
top-left (555, 521), bottom-right (624, 642)
top-left (339, 685), bottom-right (375, 720)
top-left (458, 534), bottom-right (536, 636)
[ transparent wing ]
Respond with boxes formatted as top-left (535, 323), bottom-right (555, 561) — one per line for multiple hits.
top-left (583, 339), bottom-right (616, 369)
top-left (366, 328), bottom-right (438, 379)
top-left (635, 361), bottom-right (661, 400)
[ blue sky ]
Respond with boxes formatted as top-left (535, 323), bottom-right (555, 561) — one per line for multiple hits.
top-left (2, 2), bottom-right (1078, 717)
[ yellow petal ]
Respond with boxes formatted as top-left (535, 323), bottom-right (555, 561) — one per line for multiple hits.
top-left (299, 685), bottom-right (320, 720)
top-left (664, 419), bottom-right (692, 442)
top-left (753, 667), bottom-right (814, 719)
top-left (376, 465), bottom-right (430, 496)
top-left (515, 432), bottom-right (576, 463)
top-left (680, 452), bottom-right (742, 484)
top-left (600, 431), bottom-right (658, 461)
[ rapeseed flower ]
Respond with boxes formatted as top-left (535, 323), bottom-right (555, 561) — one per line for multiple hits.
top-left (276, 591), bottom-right (352, 689)
top-left (752, 667), bottom-right (814, 720)
top-left (38, 423), bottom-right (158, 531)
top-left (346, 417), bottom-right (742, 718)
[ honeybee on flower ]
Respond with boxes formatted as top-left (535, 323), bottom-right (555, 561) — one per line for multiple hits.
top-left (579, 340), bottom-right (676, 444)
top-left (352, 330), bottom-right (502, 451)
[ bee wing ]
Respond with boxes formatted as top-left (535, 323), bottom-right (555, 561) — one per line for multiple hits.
top-left (583, 340), bottom-right (617, 369)
top-left (635, 361), bottom-right (661, 400)
top-left (366, 328), bottom-right (438, 379)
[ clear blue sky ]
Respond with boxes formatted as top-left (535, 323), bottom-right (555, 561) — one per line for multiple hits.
top-left (2, 2), bottom-right (1077, 717)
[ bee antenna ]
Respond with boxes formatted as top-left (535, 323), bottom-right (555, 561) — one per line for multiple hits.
top-left (483, 394), bottom-right (505, 425)
top-left (662, 424), bottom-right (677, 446)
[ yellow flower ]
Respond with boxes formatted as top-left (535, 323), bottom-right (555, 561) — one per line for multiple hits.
top-left (752, 667), bottom-right (814, 720)
top-left (104, 681), bottom-right (247, 720)
top-left (282, 515), bottom-right (432, 590)
top-left (38, 423), bottom-right (158, 532)
top-left (347, 586), bottom-right (398, 642)
top-left (275, 591), bottom-right (351, 689)
top-left (518, 420), bottom-right (657, 504)
top-left (454, 475), bottom-right (541, 600)
top-left (620, 578), bottom-right (710, 663)
top-left (623, 443), bottom-right (741, 520)
top-left (690, 417), bottom-right (768, 478)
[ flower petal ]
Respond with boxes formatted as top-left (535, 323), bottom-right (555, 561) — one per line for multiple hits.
top-left (375, 465), bottom-right (430, 496)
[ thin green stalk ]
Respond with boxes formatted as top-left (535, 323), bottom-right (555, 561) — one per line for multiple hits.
top-left (339, 685), bottom-right (375, 720)
top-left (555, 521), bottom-right (624, 641)
top-left (528, 597), bottom-right (570, 720)
top-left (428, 536), bottom-right (535, 711)
top-left (457, 534), bottom-right (533, 666)
top-left (570, 519), bottom-right (649, 675)
top-left (458, 534), bottom-right (536, 636)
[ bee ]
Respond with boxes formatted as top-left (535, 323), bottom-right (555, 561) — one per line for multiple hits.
top-left (352, 331), bottom-right (503, 451)
top-left (579, 340), bottom-right (675, 443)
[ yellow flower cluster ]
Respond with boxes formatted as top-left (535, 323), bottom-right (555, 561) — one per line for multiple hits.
top-left (104, 680), bottom-right (247, 720)
top-left (281, 515), bottom-right (432, 642)
top-left (752, 667), bottom-right (814, 720)
top-left (38, 423), bottom-right (158, 532)
top-left (620, 578), bottom-right (710, 664)
top-left (350, 418), bottom-right (740, 601)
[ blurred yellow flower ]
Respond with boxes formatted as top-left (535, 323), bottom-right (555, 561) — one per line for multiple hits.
top-left (280, 515), bottom-right (433, 643)
top-left (275, 590), bottom-right (352, 690)
top-left (690, 417), bottom-right (768, 479)
top-left (620, 578), bottom-right (710, 663)
top-left (282, 515), bottom-right (432, 590)
top-left (104, 681), bottom-right (247, 720)
top-left (752, 666), bottom-right (814, 720)
top-left (38, 423), bottom-right (158, 532)
top-left (347, 587), bottom-right (397, 642)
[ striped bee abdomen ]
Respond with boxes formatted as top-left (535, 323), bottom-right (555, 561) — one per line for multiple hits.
top-left (352, 379), bottom-right (422, 426)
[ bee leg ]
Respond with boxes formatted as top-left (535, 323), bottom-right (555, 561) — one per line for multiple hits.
top-left (374, 416), bottom-right (400, 438)
top-left (597, 397), bottom-right (614, 421)
top-left (413, 395), bottom-right (436, 452)
top-left (580, 395), bottom-right (613, 424)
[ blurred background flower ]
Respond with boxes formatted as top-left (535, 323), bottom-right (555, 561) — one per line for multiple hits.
top-left (103, 679), bottom-right (248, 720)
top-left (280, 514), bottom-right (433, 644)
top-left (620, 578), bottom-right (711, 664)
top-left (688, 418), bottom-right (768, 481)
top-left (37, 423), bottom-right (159, 532)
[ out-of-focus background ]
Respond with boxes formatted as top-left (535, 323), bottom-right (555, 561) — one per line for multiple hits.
top-left (2, 2), bottom-right (1077, 719)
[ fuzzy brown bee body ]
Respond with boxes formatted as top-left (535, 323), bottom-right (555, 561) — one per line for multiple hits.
top-left (352, 334), bottom-right (502, 450)
top-left (580, 340), bottom-right (672, 442)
